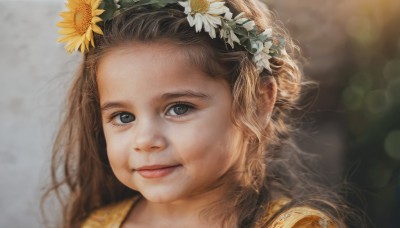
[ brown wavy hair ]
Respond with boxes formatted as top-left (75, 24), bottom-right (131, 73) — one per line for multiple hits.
top-left (42, 0), bottom-right (352, 227)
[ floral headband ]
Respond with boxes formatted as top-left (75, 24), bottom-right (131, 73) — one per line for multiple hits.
top-left (57, 0), bottom-right (285, 72)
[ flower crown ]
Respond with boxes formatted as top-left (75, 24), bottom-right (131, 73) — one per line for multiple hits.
top-left (57, 0), bottom-right (285, 72)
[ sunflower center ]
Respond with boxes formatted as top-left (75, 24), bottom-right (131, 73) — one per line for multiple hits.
top-left (74, 3), bottom-right (92, 34)
top-left (190, 0), bottom-right (210, 14)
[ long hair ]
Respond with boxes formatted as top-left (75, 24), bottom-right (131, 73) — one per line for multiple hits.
top-left (42, 0), bottom-right (351, 227)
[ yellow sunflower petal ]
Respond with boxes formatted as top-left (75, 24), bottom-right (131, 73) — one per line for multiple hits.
top-left (86, 27), bottom-right (93, 40)
top-left (67, 36), bottom-right (79, 50)
top-left (58, 28), bottom-right (78, 35)
top-left (65, 35), bottom-right (79, 46)
top-left (68, 0), bottom-right (79, 8)
top-left (66, 3), bottom-right (75, 11)
top-left (93, 9), bottom-right (105, 16)
top-left (57, 34), bottom-right (77, 43)
top-left (92, 0), bottom-right (102, 10)
top-left (90, 36), bottom-right (95, 47)
top-left (74, 36), bottom-right (85, 51)
top-left (56, 21), bottom-right (75, 28)
top-left (84, 38), bottom-right (90, 51)
top-left (91, 25), bottom-right (103, 35)
top-left (91, 16), bottom-right (102, 24)
top-left (80, 42), bottom-right (86, 53)
top-left (66, 47), bottom-right (73, 54)
top-left (66, 43), bottom-right (76, 53)
top-left (59, 12), bottom-right (72, 19)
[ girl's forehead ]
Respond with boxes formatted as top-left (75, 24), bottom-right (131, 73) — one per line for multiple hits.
top-left (103, 41), bottom-right (187, 60)
top-left (100, 44), bottom-right (192, 76)
top-left (98, 41), bottom-right (202, 75)
top-left (96, 42), bottom-right (229, 103)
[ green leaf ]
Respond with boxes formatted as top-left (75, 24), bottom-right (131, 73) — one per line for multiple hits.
top-left (100, 0), bottom-right (118, 21)
top-left (242, 40), bottom-right (255, 54)
top-left (233, 26), bottom-right (248, 36)
top-left (277, 36), bottom-right (286, 49)
top-left (257, 34), bottom-right (268, 42)
top-left (119, 0), bottom-right (143, 8)
top-left (119, 0), bottom-right (178, 9)
top-left (151, 0), bottom-right (178, 8)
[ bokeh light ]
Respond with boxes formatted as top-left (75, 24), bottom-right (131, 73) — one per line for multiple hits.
top-left (267, 0), bottom-right (400, 226)
top-left (384, 130), bottom-right (400, 160)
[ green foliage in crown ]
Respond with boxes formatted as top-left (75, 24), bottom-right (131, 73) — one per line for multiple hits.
top-left (57, 0), bottom-right (285, 72)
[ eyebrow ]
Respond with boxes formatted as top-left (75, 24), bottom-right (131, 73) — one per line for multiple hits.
top-left (161, 90), bottom-right (210, 100)
top-left (100, 90), bottom-right (210, 112)
top-left (101, 101), bottom-right (129, 112)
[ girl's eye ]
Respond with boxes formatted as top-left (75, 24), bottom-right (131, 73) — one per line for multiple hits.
top-left (114, 112), bottom-right (135, 124)
top-left (166, 103), bottom-right (194, 116)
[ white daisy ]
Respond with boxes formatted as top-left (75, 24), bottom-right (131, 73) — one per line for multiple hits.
top-left (219, 26), bottom-right (240, 48)
top-left (220, 12), bottom-right (257, 48)
top-left (179, 0), bottom-right (229, 38)
top-left (231, 13), bottom-right (255, 31)
top-left (261, 28), bottom-right (273, 38)
top-left (252, 41), bottom-right (273, 72)
top-left (113, 0), bottom-right (121, 8)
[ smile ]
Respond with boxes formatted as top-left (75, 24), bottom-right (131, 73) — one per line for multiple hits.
top-left (135, 165), bottom-right (181, 179)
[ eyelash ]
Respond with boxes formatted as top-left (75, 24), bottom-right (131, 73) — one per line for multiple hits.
top-left (108, 112), bottom-right (134, 127)
top-left (107, 102), bottom-right (196, 127)
top-left (166, 101), bottom-right (196, 117)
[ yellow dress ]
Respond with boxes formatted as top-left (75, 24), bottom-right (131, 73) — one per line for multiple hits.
top-left (81, 197), bottom-right (336, 228)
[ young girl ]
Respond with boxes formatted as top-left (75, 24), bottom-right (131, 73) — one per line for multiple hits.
top-left (44, 0), bottom-right (349, 227)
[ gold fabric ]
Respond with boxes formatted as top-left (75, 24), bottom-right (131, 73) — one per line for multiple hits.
top-left (266, 207), bottom-right (335, 228)
top-left (81, 197), bottom-right (336, 228)
top-left (81, 197), bottom-right (139, 228)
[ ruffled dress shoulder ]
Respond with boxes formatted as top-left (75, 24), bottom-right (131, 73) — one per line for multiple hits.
top-left (81, 197), bottom-right (337, 228)
top-left (81, 197), bottom-right (139, 228)
top-left (258, 199), bottom-right (337, 228)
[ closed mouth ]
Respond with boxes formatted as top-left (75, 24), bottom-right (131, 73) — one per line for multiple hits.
top-left (135, 164), bottom-right (181, 179)
top-left (136, 164), bottom-right (180, 171)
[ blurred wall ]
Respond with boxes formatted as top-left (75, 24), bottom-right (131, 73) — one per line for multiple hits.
top-left (0, 0), bottom-right (78, 227)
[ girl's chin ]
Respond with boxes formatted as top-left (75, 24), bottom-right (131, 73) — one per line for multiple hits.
top-left (139, 189), bottom-right (186, 204)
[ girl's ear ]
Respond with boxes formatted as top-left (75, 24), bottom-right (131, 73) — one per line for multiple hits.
top-left (258, 76), bottom-right (277, 124)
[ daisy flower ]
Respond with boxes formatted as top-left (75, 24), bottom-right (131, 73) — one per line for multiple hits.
top-left (219, 26), bottom-right (240, 48)
top-left (253, 41), bottom-right (273, 72)
top-left (57, 0), bottom-right (105, 53)
top-left (261, 28), bottom-right (273, 38)
top-left (230, 12), bottom-right (255, 31)
top-left (220, 12), bottom-right (257, 48)
top-left (179, 0), bottom-right (229, 38)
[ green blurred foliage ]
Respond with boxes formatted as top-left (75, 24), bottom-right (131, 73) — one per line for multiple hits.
top-left (343, 1), bottom-right (400, 225)
top-left (267, 0), bottom-right (400, 227)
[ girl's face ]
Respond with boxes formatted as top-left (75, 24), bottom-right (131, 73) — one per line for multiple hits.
top-left (97, 42), bottom-right (244, 203)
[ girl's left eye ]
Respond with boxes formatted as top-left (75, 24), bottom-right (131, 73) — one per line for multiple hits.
top-left (108, 112), bottom-right (135, 126)
top-left (166, 103), bottom-right (195, 116)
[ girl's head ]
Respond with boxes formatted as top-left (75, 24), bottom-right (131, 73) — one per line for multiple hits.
top-left (98, 41), bottom-right (248, 203)
top-left (91, 0), bottom-right (300, 187)
top-left (48, 0), bottom-right (311, 227)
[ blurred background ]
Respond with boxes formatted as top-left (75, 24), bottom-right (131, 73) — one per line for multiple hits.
top-left (267, 0), bottom-right (400, 227)
top-left (0, 0), bottom-right (399, 227)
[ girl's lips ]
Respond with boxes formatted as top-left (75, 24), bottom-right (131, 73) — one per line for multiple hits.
top-left (135, 165), bottom-right (180, 179)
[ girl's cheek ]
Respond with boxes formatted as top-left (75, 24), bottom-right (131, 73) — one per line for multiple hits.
top-left (105, 131), bottom-right (130, 162)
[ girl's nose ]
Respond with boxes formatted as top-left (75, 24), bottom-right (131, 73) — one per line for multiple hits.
top-left (132, 118), bottom-right (167, 153)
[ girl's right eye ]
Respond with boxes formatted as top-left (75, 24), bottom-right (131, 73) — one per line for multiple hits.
top-left (113, 112), bottom-right (135, 125)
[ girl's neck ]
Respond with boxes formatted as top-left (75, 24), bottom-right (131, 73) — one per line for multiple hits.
top-left (124, 186), bottom-right (236, 227)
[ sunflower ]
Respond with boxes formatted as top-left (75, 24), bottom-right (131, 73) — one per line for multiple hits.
top-left (57, 0), bottom-right (105, 53)
top-left (179, 0), bottom-right (229, 38)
